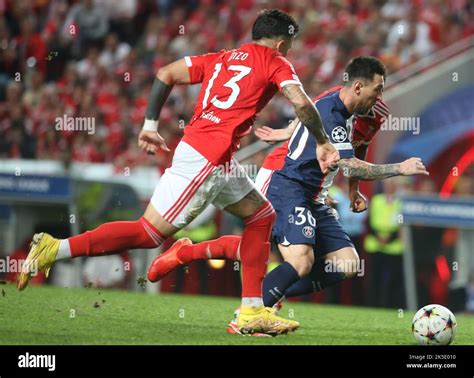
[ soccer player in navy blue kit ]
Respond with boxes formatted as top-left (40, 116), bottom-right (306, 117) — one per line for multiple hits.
top-left (261, 56), bottom-right (429, 308)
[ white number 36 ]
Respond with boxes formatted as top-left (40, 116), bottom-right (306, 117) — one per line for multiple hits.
top-left (294, 207), bottom-right (316, 227)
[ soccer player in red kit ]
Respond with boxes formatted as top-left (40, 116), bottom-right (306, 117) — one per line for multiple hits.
top-left (18, 9), bottom-right (340, 336)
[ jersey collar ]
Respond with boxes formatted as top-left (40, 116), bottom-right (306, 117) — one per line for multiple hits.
top-left (335, 91), bottom-right (352, 119)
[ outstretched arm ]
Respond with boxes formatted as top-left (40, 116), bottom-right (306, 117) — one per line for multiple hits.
top-left (139, 59), bottom-right (190, 154)
top-left (254, 117), bottom-right (300, 144)
top-left (339, 156), bottom-right (429, 180)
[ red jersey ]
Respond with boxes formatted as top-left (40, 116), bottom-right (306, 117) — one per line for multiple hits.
top-left (182, 43), bottom-right (301, 166)
top-left (351, 99), bottom-right (390, 149)
top-left (262, 88), bottom-right (390, 171)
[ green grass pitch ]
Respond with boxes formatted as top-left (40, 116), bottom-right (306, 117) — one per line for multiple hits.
top-left (1, 284), bottom-right (473, 345)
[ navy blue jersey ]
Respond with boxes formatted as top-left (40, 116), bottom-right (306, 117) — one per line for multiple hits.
top-left (269, 89), bottom-right (354, 203)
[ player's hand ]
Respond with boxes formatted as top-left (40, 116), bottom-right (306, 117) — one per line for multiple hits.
top-left (138, 129), bottom-right (170, 155)
top-left (325, 193), bottom-right (339, 208)
top-left (349, 190), bottom-right (368, 213)
top-left (316, 141), bottom-right (340, 174)
top-left (400, 157), bottom-right (429, 176)
top-left (254, 126), bottom-right (292, 144)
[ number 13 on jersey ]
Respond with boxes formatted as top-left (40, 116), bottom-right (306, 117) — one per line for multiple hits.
top-left (203, 64), bottom-right (252, 110)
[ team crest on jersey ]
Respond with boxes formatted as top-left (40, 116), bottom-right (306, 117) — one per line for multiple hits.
top-left (302, 226), bottom-right (315, 238)
top-left (332, 126), bottom-right (347, 142)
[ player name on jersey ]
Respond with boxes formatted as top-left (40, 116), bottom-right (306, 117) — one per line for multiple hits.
top-left (200, 110), bottom-right (221, 124)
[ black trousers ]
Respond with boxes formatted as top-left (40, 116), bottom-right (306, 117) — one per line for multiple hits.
top-left (367, 252), bottom-right (405, 309)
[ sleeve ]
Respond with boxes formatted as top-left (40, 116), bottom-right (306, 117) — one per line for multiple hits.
top-left (354, 143), bottom-right (369, 160)
top-left (184, 52), bottom-right (221, 84)
top-left (373, 99), bottom-right (390, 127)
top-left (268, 55), bottom-right (302, 91)
top-left (327, 120), bottom-right (354, 159)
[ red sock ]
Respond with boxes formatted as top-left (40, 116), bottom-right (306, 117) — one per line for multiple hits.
top-left (69, 217), bottom-right (165, 257)
top-left (239, 201), bottom-right (275, 298)
top-left (177, 235), bottom-right (241, 263)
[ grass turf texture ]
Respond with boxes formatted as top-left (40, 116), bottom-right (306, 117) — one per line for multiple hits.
top-left (1, 284), bottom-right (473, 345)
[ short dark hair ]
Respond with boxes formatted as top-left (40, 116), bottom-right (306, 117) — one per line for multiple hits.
top-left (252, 9), bottom-right (299, 41)
top-left (343, 56), bottom-right (387, 85)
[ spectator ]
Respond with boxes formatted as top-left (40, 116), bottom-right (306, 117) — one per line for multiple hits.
top-left (386, 7), bottom-right (434, 65)
top-left (1, 123), bottom-right (36, 159)
top-left (22, 70), bottom-right (44, 110)
top-left (96, 0), bottom-right (137, 43)
top-left (329, 177), bottom-right (368, 305)
top-left (98, 33), bottom-right (131, 72)
top-left (0, 0), bottom-right (471, 171)
top-left (12, 14), bottom-right (48, 75)
top-left (364, 178), bottom-right (405, 308)
top-left (63, 0), bottom-right (109, 56)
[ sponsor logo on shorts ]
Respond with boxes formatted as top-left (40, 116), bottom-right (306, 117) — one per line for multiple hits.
top-left (302, 226), bottom-right (314, 238)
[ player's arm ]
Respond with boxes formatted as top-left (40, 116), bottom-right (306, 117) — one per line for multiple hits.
top-left (144, 59), bottom-right (190, 130)
top-left (145, 60), bottom-right (191, 120)
top-left (348, 144), bottom-right (368, 190)
top-left (339, 156), bottom-right (429, 180)
top-left (139, 59), bottom-right (190, 154)
top-left (348, 144), bottom-right (368, 212)
top-left (281, 84), bottom-right (339, 173)
top-left (282, 84), bottom-right (327, 144)
top-left (254, 117), bottom-right (300, 144)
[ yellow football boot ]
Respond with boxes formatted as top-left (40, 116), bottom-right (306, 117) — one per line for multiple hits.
top-left (17, 233), bottom-right (60, 291)
top-left (236, 305), bottom-right (300, 336)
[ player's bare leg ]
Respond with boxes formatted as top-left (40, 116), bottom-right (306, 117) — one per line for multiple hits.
top-left (278, 244), bottom-right (314, 277)
top-left (322, 247), bottom-right (360, 279)
top-left (142, 203), bottom-right (181, 236)
top-left (223, 189), bottom-right (299, 335)
top-left (18, 202), bottom-right (177, 291)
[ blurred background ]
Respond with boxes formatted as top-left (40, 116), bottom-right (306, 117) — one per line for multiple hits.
top-left (0, 0), bottom-right (473, 312)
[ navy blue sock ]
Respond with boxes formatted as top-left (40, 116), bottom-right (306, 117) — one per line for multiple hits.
top-left (285, 259), bottom-right (346, 298)
top-left (262, 261), bottom-right (300, 307)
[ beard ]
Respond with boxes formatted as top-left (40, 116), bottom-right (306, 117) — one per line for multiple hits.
top-left (355, 104), bottom-right (372, 115)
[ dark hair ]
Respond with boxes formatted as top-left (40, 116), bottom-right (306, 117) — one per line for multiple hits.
top-left (252, 9), bottom-right (299, 41)
top-left (343, 56), bottom-right (387, 85)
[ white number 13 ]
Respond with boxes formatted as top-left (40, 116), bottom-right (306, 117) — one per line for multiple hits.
top-left (203, 64), bottom-right (251, 110)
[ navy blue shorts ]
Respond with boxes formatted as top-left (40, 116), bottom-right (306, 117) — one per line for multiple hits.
top-left (268, 191), bottom-right (354, 257)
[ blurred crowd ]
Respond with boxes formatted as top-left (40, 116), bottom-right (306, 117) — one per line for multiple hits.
top-left (0, 0), bottom-right (473, 172)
